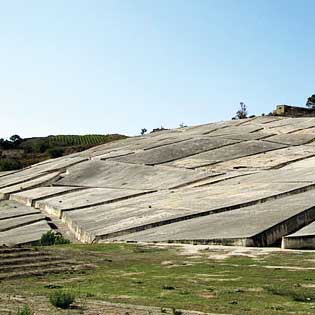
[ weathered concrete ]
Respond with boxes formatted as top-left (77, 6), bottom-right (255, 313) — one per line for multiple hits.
top-left (204, 145), bottom-right (315, 172)
top-left (3, 116), bottom-right (315, 248)
top-left (109, 191), bottom-right (315, 246)
top-left (217, 131), bottom-right (275, 141)
top-left (113, 137), bottom-right (240, 165)
top-left (0, 201), bottom-right (41, 220)
top-left (0, 172), bottom-right (61, 200)
top-left (91, 149), bottom-right (134, 160)
top-left (0, 213), bottom-right (46, 232)
top-left (203, 124), bottom-right (263, 136)
top-left (35, 187), bottom-right (155, 218)
top-left (168, 140), bottom-right (286, 169)
top-left (0, 171), bottom-right (16, 178)
top-left (266, 118), bottom-right (315, 134)
top-left (188, 170), bottom-right (257, 188)
top-left (30, 155), bottom-right (87, 171)
top-left (264, 134), bottom-right (315, 146)
top-left (0, 168), bottom-right (46, 189)
top-left (57, 160), bottom-right (212, 190)
top-left (60, 181), bottom-right (312, 243)
top-left (0, 220), bottom-right (51, 246)
top-left (0, 156), bottom-right (86, 190)
top-left (10, 186), bottom-right (84, 206)
top-left (282, 221), bottom-right (315, 249)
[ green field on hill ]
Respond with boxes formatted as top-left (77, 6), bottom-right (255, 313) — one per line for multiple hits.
top-left (0, 133), bottom-right (127, 171)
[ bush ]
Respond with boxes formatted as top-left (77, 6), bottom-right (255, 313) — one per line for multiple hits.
top-left (47, 147), bottom-right (64, 158)
top-left (49, 291), bottom-right (75, 309)
top-left (0, 159), bottom-right (22, 171)
top-left (17, 304), bottom-right (33, 315)
top-left (40, 230), bottom-right (70, 246)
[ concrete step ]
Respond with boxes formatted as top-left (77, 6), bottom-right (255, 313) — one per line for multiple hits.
top-left (0, 250), bottom-right (52, 259)
top-left (109, 190), bottom-right (315, 247)
top-left (0, 247), bottom-right (32, 254)
top-left (0, 214), bottom-right (47, 232)
top-left (0, 260), bottom-right (78, 273)
top-left (0, 265), bottom-right (80, 280)
top-left (0, 255), bottom-right (62, 266)
top-left (282, 220), bottom-right (315, 249)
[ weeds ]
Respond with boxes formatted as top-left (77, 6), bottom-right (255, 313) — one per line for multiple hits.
top-left (17, 305), bottom-right (32, 315)
top-left (49, 290), bottom-right (75, 309)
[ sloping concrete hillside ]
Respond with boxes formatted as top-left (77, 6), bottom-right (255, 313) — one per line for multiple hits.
top-left (2, 116), bottom-right (315, 249)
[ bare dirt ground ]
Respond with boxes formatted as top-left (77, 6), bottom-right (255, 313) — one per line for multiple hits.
top-left (150, 242), bottom-right (286, 259)
top-left (0, 293), bottom-right (221, 315)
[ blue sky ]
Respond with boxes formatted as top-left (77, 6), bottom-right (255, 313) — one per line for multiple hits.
top-left (1, 0), bottom-right (315, 138)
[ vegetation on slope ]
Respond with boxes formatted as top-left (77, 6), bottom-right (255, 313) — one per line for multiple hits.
top-left (0, 133), bottom-right (127, 171)
top-left (2, 243), bottom-right (315, 315)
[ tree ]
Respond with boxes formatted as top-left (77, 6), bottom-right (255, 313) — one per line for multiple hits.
top-left (10, 134), bottom-right (22, 144)
top-left (233, 102), bottom-right (248, 119)
top-left (0, 139), bottom-right (13, 150)
top-left (306, 94), bottom-right (315, 108)
top-left (150, 126), bottom-right (168, 133)
top-left (140, 128), bottom-right (147, 136)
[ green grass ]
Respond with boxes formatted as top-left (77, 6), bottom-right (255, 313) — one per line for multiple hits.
top-left (17, 304), bottom-right (33, 315)
top-left (2, 243), bottom-right (315, 314)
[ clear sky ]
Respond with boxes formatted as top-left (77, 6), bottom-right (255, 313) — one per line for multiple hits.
top-left (1, 0), bottom-right (315, 138)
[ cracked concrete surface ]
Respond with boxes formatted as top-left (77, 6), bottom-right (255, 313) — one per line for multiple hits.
top-left (2, 116), bottom-right (315, 248)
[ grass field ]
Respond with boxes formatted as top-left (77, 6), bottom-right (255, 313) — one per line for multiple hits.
top-left (2, 243), bottom-right (315, 314)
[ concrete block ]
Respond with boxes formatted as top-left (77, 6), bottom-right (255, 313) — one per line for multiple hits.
top-left (10, 186), bottom-right (83, 206)
top-left (110, 190), bottom-right (315, 246)
top-left (0, 172), bottom-right (61, 200)
top-left (0, 220), bottom-right (51, 246)
top-left (112, 137), bottom-right (240, 165)
top-left (57, 160), bottom-right (212, 190)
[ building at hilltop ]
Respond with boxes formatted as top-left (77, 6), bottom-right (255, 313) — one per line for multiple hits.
top-left (273, 104), bottom-right (315, 117)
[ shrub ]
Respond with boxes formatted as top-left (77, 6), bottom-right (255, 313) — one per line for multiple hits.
top-left (47, 147), bottom-right (64, 158)
top-left (0, 159), bottom-right (22, 171)
top-left (17, 304), bottom-right (33, 315)
top-left (54, 233), bottom-right (71, 245)
top-left (49, 291), bottom-right (75, 309)
top-left (40, 231), bottom-right (70, 246)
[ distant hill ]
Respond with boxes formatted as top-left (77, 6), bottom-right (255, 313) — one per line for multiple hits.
top-left (0, 134), bottom-right (127, 171)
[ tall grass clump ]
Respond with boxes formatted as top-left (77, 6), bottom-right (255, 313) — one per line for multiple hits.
top-left (49, 291), bottom-right (75, 309)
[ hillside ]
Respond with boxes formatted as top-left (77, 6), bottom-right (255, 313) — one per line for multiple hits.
top-left (0, 133), bottom-right (127, 170)
top-left (1, 115), bottom-right (315, 249)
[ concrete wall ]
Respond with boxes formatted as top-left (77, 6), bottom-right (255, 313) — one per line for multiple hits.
top-left (282, 236), bottom-right (315, 249)
top-left (273, 105), bottom-right (315, 117)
